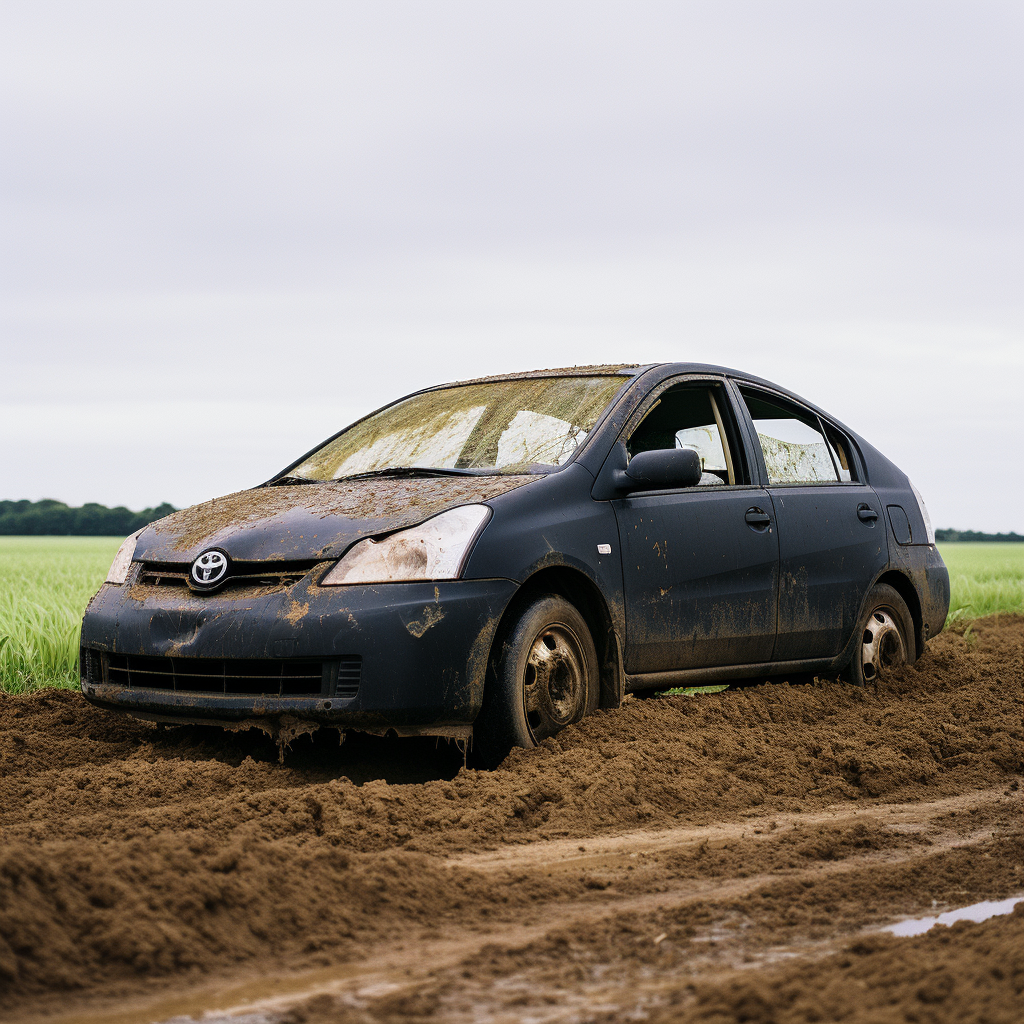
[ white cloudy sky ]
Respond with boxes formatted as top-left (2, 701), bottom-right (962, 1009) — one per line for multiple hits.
top-left (1, 1), bottom-right (1021, 530)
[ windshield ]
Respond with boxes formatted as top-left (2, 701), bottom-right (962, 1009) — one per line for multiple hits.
top-left (288, 376), bottom-right (627, 481)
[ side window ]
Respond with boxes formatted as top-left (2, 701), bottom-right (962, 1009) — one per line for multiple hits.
top-left (739, 389), bottom-right (841, 485)
top-left (823, 423), bottom-right (855, 482)
top-left (627, 384), bottom-right (743, 486)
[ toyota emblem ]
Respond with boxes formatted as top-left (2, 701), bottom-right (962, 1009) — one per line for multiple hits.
top-left (190, 549), bottom-right (229, 590)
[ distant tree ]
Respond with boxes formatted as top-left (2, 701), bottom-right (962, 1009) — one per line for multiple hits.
top-left (0, 500), bottom-right (177, 536)
top-left (935, 528), bottom-right (1024, 543)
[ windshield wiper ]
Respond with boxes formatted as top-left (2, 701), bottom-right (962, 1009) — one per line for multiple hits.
top-left (339, 467), bottom-right (487, 481)
top-left (269, 467), bottom-right (492, 486)
top-left (268, 476), bottom-right (324, 486)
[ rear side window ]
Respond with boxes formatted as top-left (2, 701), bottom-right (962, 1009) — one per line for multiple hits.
top-left (739, 389), bottom-right (847, 485)
top-left (822, 424), bottom-right (854, 481)
top-left (627, 383), bottom-right (745, 486)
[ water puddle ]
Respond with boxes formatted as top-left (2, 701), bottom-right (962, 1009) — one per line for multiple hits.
top-left (885, 895), bottom-right (1022, 937)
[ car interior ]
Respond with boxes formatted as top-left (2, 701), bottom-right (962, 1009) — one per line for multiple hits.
top-left (626, 385), bottom-right (738, 486)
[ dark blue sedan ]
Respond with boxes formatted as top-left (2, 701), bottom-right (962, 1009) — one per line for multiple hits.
top-left (81, 364), bottom-right (949, 765)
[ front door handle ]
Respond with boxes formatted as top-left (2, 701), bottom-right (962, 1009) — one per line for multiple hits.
top-left (857, 503), bottom-right (879, 522)
top-left (745, 508), bottom-right (771, 527)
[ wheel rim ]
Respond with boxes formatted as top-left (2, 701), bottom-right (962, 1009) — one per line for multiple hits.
top-left (861, 608), bottom-right (907, 682)
top-left (523, 623), bottom-right (587, 740)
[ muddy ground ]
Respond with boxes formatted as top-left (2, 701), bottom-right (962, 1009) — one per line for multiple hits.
top-left (1, 616), bottom-right (1021, 1023)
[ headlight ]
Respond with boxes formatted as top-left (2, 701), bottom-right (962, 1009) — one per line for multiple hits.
top-left (105, 531), bottom-right (142, 584)
top-left (909, 480), bottom-right (935, 545)
top-left (322, 505), bottom-right (491, 585)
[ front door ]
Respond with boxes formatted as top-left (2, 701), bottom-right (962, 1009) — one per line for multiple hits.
top-left (612, 380), bottom-right (779, 674)
top-left (736, 386), bottom-right (889, 661)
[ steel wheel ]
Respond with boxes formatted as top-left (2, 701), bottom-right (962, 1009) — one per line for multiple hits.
top-left (844, 583), bottom-right (916, 687)
top-left (860, 608), bottom-right (907, 682)
top-left (473, 594), bottom-right (599, 767)
top-left (523, 624), bottom-right (588, 740)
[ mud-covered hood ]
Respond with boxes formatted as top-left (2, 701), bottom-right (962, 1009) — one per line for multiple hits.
top-left (134, 476), bottom-right (537, 564)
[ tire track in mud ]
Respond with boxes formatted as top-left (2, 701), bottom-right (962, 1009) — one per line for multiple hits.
top-left (443, 785), bottom-right (1011, 874)
top-left (14, 787), bottom-right (1022, 1024)
top-left (205, 814), bottom-right (1023, 1024)
top-left (1, 616), bottom-right (1022, 1022)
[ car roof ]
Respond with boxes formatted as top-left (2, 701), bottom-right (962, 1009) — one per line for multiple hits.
top-left (434, 364), bottom-right (649, 388)
top-left (433, 362), bottom-right (853, 433)
top-left (438, 362), bottom-right (791, 393)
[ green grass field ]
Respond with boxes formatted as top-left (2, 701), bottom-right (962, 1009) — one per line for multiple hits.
top-left (939, 542), bottom-right (1024, 620)
top-left (1, 538), bottom-right (1022, 694)
top-left (0, 537), bottom-right (121, 693)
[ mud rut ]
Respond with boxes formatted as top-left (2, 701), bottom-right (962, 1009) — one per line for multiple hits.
top-left (1, 617), bottom-right (1022, 1024)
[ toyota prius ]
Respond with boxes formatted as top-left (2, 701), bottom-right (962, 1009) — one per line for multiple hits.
top-left (80, 364), bottom-right (949, 765)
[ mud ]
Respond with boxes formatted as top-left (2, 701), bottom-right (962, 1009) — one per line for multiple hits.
top-left (147, 476), bottom-right (537, 555)
top-left (1, 615), bottom-right (1022, 1022)
top-left (451, 364), bottom-right (640, 385)
top-left (644, 901), bottom-right (1024, 1024)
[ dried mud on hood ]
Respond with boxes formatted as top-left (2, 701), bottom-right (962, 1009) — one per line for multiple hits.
top-left (0, 616), bottom-right (1022, 1022)
top-left (136, 475), bottom-right (536, 562)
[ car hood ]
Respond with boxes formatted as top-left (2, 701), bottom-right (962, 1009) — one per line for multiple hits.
top-left (134, 475), bottom-right (538, 564)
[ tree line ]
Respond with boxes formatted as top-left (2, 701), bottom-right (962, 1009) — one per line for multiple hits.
top-left (0, 499), bottom-right (177, 536)
top-left (934, 528), bottom-right (1023, 543)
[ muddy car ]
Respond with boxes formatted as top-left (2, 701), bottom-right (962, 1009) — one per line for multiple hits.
top-left (80, 364), bottom-right (949, 764)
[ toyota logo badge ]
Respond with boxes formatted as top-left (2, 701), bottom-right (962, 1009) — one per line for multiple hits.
top-left (190, 549), bottom-right (229, 590)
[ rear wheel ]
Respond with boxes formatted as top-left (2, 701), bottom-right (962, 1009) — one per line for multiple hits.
top-left (844, 583), bottom-right (916, 687)
top-left (473, 594), bottom-right (599, 767)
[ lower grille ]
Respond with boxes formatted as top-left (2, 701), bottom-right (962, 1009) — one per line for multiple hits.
top-left (334, 658), bottom-right (360, 699)
top-left (84, 650), bottom-right (360, 699)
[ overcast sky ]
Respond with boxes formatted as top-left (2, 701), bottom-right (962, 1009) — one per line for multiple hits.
top-left (1, 1), bottom-right (1021, 530)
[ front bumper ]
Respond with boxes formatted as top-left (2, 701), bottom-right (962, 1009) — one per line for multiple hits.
top-left (80, 570), bottom-right (518, 735)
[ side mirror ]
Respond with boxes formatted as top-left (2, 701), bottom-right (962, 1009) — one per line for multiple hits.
top-left (623, 448), bottom-right (702, 492)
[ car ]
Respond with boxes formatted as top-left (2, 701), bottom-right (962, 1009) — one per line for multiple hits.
top-left (80, 363), bottom-right (950, 765)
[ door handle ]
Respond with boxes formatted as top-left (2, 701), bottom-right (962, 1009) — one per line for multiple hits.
top-left (857, 504), bottom-right (878, 522)
top-left (745, 508), bottom-right (771, 527)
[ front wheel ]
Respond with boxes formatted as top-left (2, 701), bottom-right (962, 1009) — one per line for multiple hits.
top-left (843, 583), bottom-right (916, 687)
top-left (473, 594), bottom-right (599, 767)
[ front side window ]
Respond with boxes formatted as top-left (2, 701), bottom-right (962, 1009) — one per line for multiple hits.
top-left (627, 384), bottom-right (741, 486)
top-left (288, 375), bottom-right (626, 480)
top-left (740, 389), bottom-right (842, 484)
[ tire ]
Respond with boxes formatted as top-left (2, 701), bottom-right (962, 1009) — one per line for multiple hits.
top-left (843, 583), bottom-right (916, 687)
top-left (473, 594), bottom-right (599, 768)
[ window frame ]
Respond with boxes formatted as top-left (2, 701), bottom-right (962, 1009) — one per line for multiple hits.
top-left (730, 382), bottom-right (863, 488)
top-left (619, 375), bottom-right (754, 491)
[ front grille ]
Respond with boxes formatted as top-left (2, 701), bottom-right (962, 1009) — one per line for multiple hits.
top-left (83, 650), bottom-right (360, 699)
top-left (136, 560), bottom-right (320, 592)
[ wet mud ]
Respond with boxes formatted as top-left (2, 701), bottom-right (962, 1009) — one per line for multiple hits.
top-left (147, 474), bottom-right (536, 555)
top-left (1, 616), bottom-right (1022, 1022)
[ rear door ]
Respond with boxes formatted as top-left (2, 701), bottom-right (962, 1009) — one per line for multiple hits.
top-left (733, 385), bottom-right (888, 661)
top-left (611, 378), bottom-right (779, 674)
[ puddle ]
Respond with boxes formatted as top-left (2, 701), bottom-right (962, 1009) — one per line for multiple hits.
top-left (885, 895), bottom-right (1023, 937)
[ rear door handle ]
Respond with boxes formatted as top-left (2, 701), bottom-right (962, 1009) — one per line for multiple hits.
top-left (745, 508), bottom-right (771, 527)
top-left (857, 503), bottom-right (878, 522)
